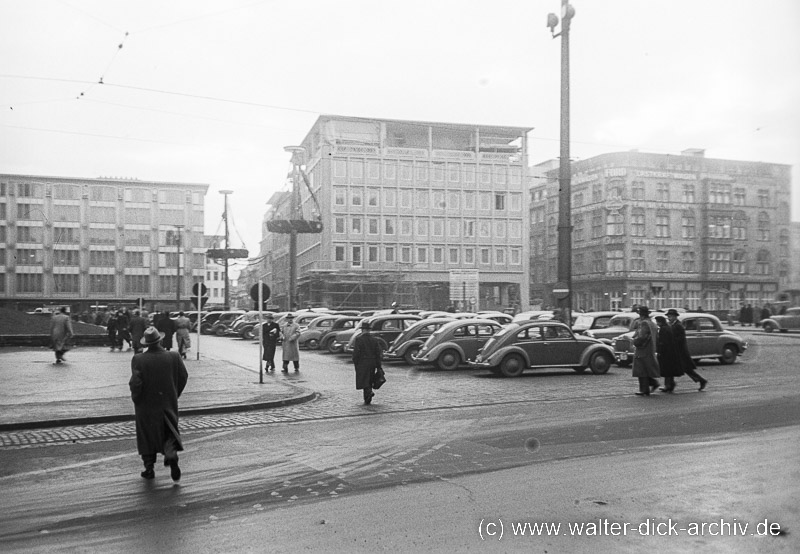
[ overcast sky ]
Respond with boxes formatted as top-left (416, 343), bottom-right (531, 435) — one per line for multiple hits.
top-left (2, 0), bottom-right (799, 273)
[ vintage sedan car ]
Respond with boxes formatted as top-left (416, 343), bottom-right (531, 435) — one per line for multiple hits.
top-left (476, 311), bottom-right (514, 325)
top-left (321, 316), bottom-right (364, 353)
top-left (342, 314), bottom-right (422, 354)
top-left (413, 319), bottom-right (503, 370)
top-left (582, 311), bottom-right (664, 342)
top-left (571, 311), bottom-right (619, 334)
top-left (610, 313), bottom-right (747, 366)
top-left (469, 321), bottom-right (615, 377)
top-left (383, 317), bottom-right (455, 364)
top-left (297, 315), bottom-right (340, 349)
top-left (761, 307), bottom-right (800, 333)
top-left (512, 310), bottom-right (554, 323)
top-left (199, 310), bottom-right (245, 334)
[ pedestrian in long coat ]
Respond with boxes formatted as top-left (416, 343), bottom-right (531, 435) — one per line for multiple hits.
top-left (744, 304), bottom-right (754, 326)
top-left (280, 313), bottom-right (301, 372)
top-left (174, 312), bottom-right (192, 359)
top-left (156, 311), bottom-right (176, 351)
top-left (261, 313), bottom-right (281, 371)
top-left (129, 327), bottom-right (188, 481)
top-left (666, 309), bottom-right (708, 391)
top-left (118, 309), bottom-right (132, 350)
top-left (352, 320), bottom-right (384, 404)
top-left (632, 306), bottom-right (660, 396)
top-left (107, 312), bottom-right (119, 351)
top-left (129, 310), bottom-right (148, 354)
top-left (654, 315), bottom-right (683, 392)
top-left (50, 307), bottom-right (73, 364)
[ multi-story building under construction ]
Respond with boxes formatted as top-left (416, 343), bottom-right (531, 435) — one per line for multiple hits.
top-left (257, 115), bottom-right (531, 312)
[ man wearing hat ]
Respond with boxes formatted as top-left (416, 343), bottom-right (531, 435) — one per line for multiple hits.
top-left (352, 320), bottom-right (384, 405)
top-left (280, 313), bottom-right (301, 372)
top-left (632, 306), bottom-right (661, 396)
top-left (666, 309), bottom-right (708, 390)
top-left (129, 326), bottom-right (188, 481)
top-left (261, 313), bottom-right (281, 372)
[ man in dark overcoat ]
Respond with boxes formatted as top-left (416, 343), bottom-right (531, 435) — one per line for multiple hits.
top-left (666, 309), bottom-right (708, 391)
top-left (129, 327), bottom-right (188, 481)
top-left (632, 306), bottom-right (660, 396)
top-left (261, 313), bottom-right (281, 372)
top-left (155, 310), bottom-right (176, 351)
top-left (352, 320), bottom-right (383, 405)
top-left (50, 307), bottom-right (73, 364)
top-left (128, 309), bottom-right (148, 354)
top-left (655, 315), bottom-right (683, 392)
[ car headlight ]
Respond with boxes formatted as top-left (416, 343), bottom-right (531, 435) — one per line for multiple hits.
top-left (585, 331), bottom-right (595, 338)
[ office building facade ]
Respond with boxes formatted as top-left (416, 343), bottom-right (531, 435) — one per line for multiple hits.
top-left (529, 150), bottom-right (793, 315)
top-left (257, 115), bottom-right (531, 311)
top-left (0, 173), bottom-right (208, 312)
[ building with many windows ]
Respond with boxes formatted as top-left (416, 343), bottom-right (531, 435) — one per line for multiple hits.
top-left (529, 149), bottom-right (793, 315)
top-left (0, 173), bottom-right (208, 312)
top-left (255, 115), bottom-right (531, 311)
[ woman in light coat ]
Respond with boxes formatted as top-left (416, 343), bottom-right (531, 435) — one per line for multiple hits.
top-left (280, 313), bottom-right (301, 372)
top-left (174, 312), bottom-right (192, 360)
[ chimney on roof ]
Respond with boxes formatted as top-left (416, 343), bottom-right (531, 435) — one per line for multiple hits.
top-left (681, 148), bottom-right (705, 158)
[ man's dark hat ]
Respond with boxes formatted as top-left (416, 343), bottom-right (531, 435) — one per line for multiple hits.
top-left (637, 306), bottom-right (651, 317)
top-left (264, 313), bottom-right (274, 319)
top-left (666, 308), bottom-right (680, 317)
top-left (654, 315), bottom-right (667, 324)
top-left (141, 326), bottom-right (165, 346)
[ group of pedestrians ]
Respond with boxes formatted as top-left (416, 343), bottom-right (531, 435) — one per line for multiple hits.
top-left (261, 313), bottom-right (301, 372)
top-left (104, 309), bottom-right (192, 359)
top-left (632, 306), bottom-right (708, 396)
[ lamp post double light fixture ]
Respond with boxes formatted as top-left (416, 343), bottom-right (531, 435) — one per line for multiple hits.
top-left (547, 0), bottom-right (576, 325)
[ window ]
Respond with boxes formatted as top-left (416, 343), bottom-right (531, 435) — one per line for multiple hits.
top-left (17, 204), bottom-right (41, 220)
top-left (17, 182), bottom-right (43, 198)
top-left (780, 229), bottom-right (790, 257)
top-left (351, 218), bottom-right (362, 233)
top-left (349, 160), bottom-right (364, 180)
top-left (334, 160), bottom-right (347, 178)
top-left (493, 165), bottom-right (506, 184)
top-left (708, 216), bottom-right (731, 238)
top-left (510, 166), bottom-right (522, 185)
top-left (124, 251), bottom-right (145, 267)
top-left (448, 219), bottom-right (459, 237)
top-left (16, 248), bottom-right (43, 264)
top-left (401, 246), bottom-right (411, 263)
top-left (432, 219), bottom-right (444, 237)
top-left (368, 246), bottom-right (378, 263)
top-left (574, 252), bottom-right (584, 275)
top-left (385, 246), bottom-right (395, 263)
top-left (464, 220), bottom-right (475, 238)
top-left (334, 187), bottom-right (346, 206)
top-left (54, 249), bottom-right (79, 266)
top-left (350, 189), bottom-right (362, 207)
top-left (608, 182), bottom-right (625, 200)
top-left (384, 161), bottom-right (396, 180)
top-left (431, 191), bottom-right (444, 210)
top-left (449, 248), bottom-right (459, 264)
top-left (368, 218), bottom-right (378, 235)
top-left (16, 272), bottom-right (43, 292)
top-left (709, 251), bottom-right (731, 273)
top-left (400, 189), bottom-right (412, 209)
top-left (494, 194), bottom-right (506, 210)
top-left (757, 212), bottom-right (770, 241)
top-left (480, 248), bottom-right (490, 264)
top-left (367, 160), bottom-right (380, 179)
top-left (89, 274), bottom-right (114, 293)
top-left (592, 184), bottom-right (603, 203)
top-left (447, 191), bottom-right (460, 211)
top-left (367, 189), bottom-right (379, 207)
top-left (631, 181), bottom-right (645, 200)
top-left (656, 250), bottom-right (669, 272)
top-left (732, 215), bottom-right (747, 240)
top-left (591, 211), bottom-right (604, 238)
top-left (400, 218), bottom-right (412, 236)
top-left (480, 165), bottom-right (491, 185)
top-left (758, 189), bottom-right (770, 207)
top-left (124, 275), bottom-right (149, 294)
top-left (384, 218), bottom-right (395, 235)
top-left (681, 211), bottom-right (695, 238)
top-left (448, 163), bottom-right (460, 182)
top-left (631, 249), bottom-right (645, 272)
top-left (732, 250), bottom-right (746, 274)
top-left (89, 206), bottom-right (115, 223)
top-left (416, 247), bottom-right (427, 263)
top-left (53, 184), bottom-right (81, 200)
top-left (733, 188), bottom-right (746, 206)
top-left (433, 247), bottom-right (443, 263)
top-left (510, 248), bottom-right (521, 265)
top-left (335, 246), bottom-right (345, 262)
top-left (464, 248), bottom-right (475, 264)
top-left (606, 249), bottom-right (624, 272)
top-left (416, 219), bottom-right (428, 236)
top-left (464, 191), bottom-right (475, 210)
top-left (756, 250), bottom-right (771, 275)
top-left (89, 250), bottom-right (115, 266)
top-left (606, 212), bottom-right (624, 236)
top-left (656, 182), bottom-right (670, 202)
top-left (509, 221), bottom-right (522, 239)
top-left (573, 191), bottom-right (584, 208)
top-left (415, 164), bottom-right (428, 181)
top-left (384, 189), bottom-right (396, 208)
top-left (682, 184), bottom-right (695, 203)
top-left (352, 246), bottom-right (362, 267)
top-left (479, 220), bottom-right (490, 238)
top-left (709, 184), bottom-right (731, 204)
top-left (463, 164), bottom-right (475, 183)
top-left (494, 220), bottom-right (506, 238)
top-left (16, 226), bottom-right (43, 243)
top-left (479, 192), bottom-right (492, 210)
top-left (416, 191), bottom-right (429, 209)
top-left (495, 248), bottom-right (505, 264)
top-left (335, 217), bottom-right (345, 233)
top-left (591, 251), bottom-right (603, 273)
top-left (655, 211), bottom-right (670, 237)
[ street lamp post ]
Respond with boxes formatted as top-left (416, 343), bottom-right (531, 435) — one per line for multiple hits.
top-left (548, 0), bottom-right (576, 325)
top-left (175, 224), bottom-right (184, 309)
top-left (284, 146), bottom-right (306, 312)
top-left (219, 190), bottom-right (233, 310)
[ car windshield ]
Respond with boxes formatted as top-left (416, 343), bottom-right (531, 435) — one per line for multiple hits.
top-left (573, 315), bottom-right (595, 328)
top-left (480, 324), bottom-right (516, 352)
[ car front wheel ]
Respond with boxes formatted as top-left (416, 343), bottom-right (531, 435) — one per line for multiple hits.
top-left (763, 323), bottom-right (776, 333)
top-left (588, 351), bottom-right (612, 374)
top-left (437, 349), bottom-right (461, 370)
top-left (242, 327), bottom-right (255, 340)
top-left (718, 344), bottom-right (738, 365)
top-left (306, 338), bottom-right (319, 350)
top-left (404, 345), bottom-right (421, 365)
top-left (499, 354), bottom-right (525, 377)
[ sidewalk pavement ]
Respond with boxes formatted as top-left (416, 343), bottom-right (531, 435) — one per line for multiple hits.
top-left (0, 345), bottom-right (315, 431)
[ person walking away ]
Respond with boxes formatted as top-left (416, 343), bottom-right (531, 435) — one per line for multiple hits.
top-left (129, 309), bottom-right (148, 354)
top-left (759, 304), bottom-right (772, 327)
top-left (107, 311), bottom-right (119, 351)
top-left (261, 313), bottom-right (281, 371)
top-left (666, 309), bottom-right (708, 391)
top-left (654, 315), bottom-right (683, 393)
top-left (129, 327), bottom-right (188, 481)
top-left (118, 308), bottom-right (132, 350)
top-left (50, 307), bottom-right (73, 364)
top-left (632, 306), bottom-right (660, 396)
top-left (280, 313), bottom-right (301, 372)
top-left (352, 320), bottom-right (384, 405)
top-left (156, 310), bottom-right (176, 351)
top-left (174, 312), bottom-right (192, 359)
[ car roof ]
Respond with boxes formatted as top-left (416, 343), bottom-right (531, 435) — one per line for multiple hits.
top-left (436, 318), bottom-right (502, 332)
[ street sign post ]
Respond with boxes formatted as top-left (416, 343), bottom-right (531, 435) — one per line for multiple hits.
top-left (250, 282), bottom-right (271, 384)
top-left (191, 282), bottom-right (208, 360)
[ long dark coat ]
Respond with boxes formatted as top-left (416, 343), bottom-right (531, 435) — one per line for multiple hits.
top-left (129, 315), bottom-right (148, 347)
top-left (632, 318), bottom-right (661, 378)
top-left (50, 312), bottom-right (73, 352)
top-left (352, 332), bottom-right (383, 390)
top-left (261, 321), bottom-right (281, 361)
top-left (656, 323), bottom-right (684, 378)
top-left (156, 316), bottom-right (176, 350)
top-left (670, 320), bottom-right (696, 372)
top-left (129, 348), bottom-right (188, 456)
